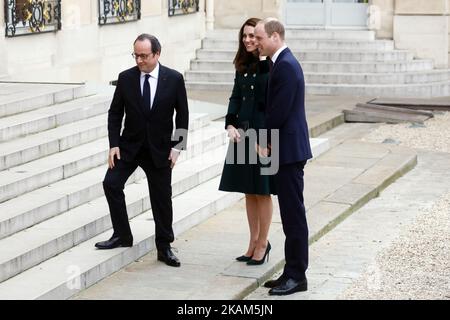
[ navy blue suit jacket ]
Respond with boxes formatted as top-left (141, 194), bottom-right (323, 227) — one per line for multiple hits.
top-left (108, 65), bottom-right (189, 168)
top-left (266, 48), bottom-right (312, 166)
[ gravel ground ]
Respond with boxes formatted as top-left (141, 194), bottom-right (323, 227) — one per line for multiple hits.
top-left (361, 111), bottom-right (450, 153)
top-left (339, 191), bottom-right (450, 300)
top-left (341, 111), bottom-right (450, 300)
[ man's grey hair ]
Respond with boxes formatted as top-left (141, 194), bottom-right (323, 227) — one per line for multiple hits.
top-left (134, 33), bottom-right (161, 54)
top-left (259, 18), bottom-right (285, 40)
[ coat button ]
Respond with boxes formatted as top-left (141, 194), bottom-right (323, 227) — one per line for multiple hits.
top-left (244, 73), bottom-right (248, 77)
top-left (243, 97), bottom-right (246, 101)
top-left (251, 85), bottom-right (254, 90)
top-left (253, 74), bottom-right (256, 77)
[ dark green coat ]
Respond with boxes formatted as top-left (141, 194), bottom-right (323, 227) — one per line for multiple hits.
top-left (218, 60), bottom-right (277, 195)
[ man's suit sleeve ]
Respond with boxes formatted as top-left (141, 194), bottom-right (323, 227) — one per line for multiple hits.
top-left (172, 73), bottom-right (189, 150)
top-left (266, 62), bottom-right (299, 129)
top-left (108, 73), bottom-right (125, 149)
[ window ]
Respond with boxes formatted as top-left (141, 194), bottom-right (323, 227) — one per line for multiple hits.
top-left (98, 0), bottom-right (141, 25)
top-left (168, 0), bottom-right (199, 17)
top-left (5, 0), bottom-right (61, 37)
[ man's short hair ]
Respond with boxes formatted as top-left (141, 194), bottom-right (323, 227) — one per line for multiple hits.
top-left (261, 18), bottom-right (285, 40)
top-left (134, 34), bottom-right (161, 54)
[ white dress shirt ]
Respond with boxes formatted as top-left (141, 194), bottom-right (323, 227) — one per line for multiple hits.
top-left (140, 62), bottom-right (159, 109)
top-left (271, 45), bottom-right (288, 64)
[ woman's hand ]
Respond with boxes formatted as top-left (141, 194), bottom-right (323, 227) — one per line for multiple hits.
top-left (226, 125), bottom-right (241, 143)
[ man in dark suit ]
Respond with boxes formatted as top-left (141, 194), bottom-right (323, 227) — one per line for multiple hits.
top-left (255, 18), bottom-right (312, 295)
top-left (94, 34), bottom-right (189, 268)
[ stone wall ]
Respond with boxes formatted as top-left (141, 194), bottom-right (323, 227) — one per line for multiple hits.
top-left (393, 0), bottom-right (449, 69)
top-left (0, 0), bottom-right (206, 83)
top-left (213, 0), bottom-right (282, 29)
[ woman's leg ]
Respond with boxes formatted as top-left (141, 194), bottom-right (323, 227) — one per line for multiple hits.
top-left (244, 194), bottom-right (260, 257)
top-left (251, 195), bottom-right (273, 261)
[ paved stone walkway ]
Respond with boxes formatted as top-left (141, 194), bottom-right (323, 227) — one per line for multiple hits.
top-left (246, 151), bottom-right (450, 300)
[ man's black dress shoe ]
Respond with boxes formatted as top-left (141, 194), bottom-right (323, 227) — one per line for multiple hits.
top-left (268, 278), bottom-right (307, 296)
top-left (95, 236), bottom-right (133, 249)
top-left (264, 273), bottom-right (287, 288)
top-left (157, 248), bottom-right (181, 267)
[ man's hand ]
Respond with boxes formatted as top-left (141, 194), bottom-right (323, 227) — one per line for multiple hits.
top-left (255, 143), bottom-right (271, 158)
top-left (227, 125), bottom-right (241, 143)
top-left (108, 147), bottom-right (121, 169)
top-left (168, 148), bottom-right (180, 169)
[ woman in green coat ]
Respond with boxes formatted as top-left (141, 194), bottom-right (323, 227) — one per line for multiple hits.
top-left (218, 18), bottom-right (276, 265)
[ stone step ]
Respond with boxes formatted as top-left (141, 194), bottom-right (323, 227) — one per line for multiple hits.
top-left (0, 178), bottom-right (243, 300)
top-left (306, 70), bottom-right (450, 85)
top-left (205, 29), bottom-right (376, 41)
top-left (0, 82), bottom-right (96, 118)
top-left (0, 120), bottom-right (223, 240)
top-left (186, 81), bottom-right (450, 98)
top-left (0, 143), bottom-right (230, 284)
top-left (306, 81), bottom-right (450, 98)
top-left (201, 39), bottom-right (394, 51)
top-left (0, 121), bottom-right (227, 204)
top-left (0, 136), bottom-right (330, 299)
top-left (190, 59), bottom-right (434, 73)
top-left (0, 112), bottom-right (210, 171)
top-left (0, 94), bottom-right (112, 142)
top-left (186, 69), bottom-right (450, 85)
top-left (196, 49), bottom-right (413, 62)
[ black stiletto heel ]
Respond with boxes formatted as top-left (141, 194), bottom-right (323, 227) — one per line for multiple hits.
top-left (246, 241), bottom-right (271, 265)
top-left (236, 255), bottom-right (253, 262)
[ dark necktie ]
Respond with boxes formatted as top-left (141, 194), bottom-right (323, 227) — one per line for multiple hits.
top-left (268, 58), bottom-right (274, 73)
top-left (143, 74), bottom-right (151, 112)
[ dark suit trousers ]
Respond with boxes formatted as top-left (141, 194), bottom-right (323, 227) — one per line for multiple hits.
top-left (274, 160), bottom-right (309, 281)
top-left (103, 144), bottom-right (174, 251)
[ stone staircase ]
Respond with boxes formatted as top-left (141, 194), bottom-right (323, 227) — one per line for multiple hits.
top-left (185, 29), bottom-right (450, 98)
top-left (0, 82), bottom-right (329, 299)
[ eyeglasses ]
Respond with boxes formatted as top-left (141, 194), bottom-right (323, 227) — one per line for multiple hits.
top-left (132, 53), bottom-right (153, 60)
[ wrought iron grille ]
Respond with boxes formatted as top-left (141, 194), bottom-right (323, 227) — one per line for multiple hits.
top-left (98, 0), bottom-right (141, 25)
top-left (168, 0), bottom-right (199, 17)
top-left (4, 0), bottom-right (61, 37)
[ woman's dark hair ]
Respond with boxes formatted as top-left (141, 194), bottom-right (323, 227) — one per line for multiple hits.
top-left (233, 18), bottom-right (261, 74)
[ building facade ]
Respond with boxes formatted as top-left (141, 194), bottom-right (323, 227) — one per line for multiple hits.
top-left (214, 0), bottom-right (450, 69)
top-left (0, 0), bottom-right (207, 83)
top-left (0, 0), bottom-right (449, 83)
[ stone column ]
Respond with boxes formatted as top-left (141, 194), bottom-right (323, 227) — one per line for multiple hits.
top-left (0, 0), bottom-right (6, 76)
top-left (369, 0), bottom-right (394, 39)
top-left (394, 0), bottom-right (449, 69)
top-left (206, 0), bottom-right (215, 30)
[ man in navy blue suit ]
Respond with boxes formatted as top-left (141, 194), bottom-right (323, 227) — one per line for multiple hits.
top-left (94, 34), bottom-right (189, 268)
top-left (255, 18), bottom-right (312, 295)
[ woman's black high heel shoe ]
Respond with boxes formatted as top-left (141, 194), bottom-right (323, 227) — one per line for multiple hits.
top-left (236, 255), bottom-right (253, 262)
top-left (246, 241), bottom-right (271, 265)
